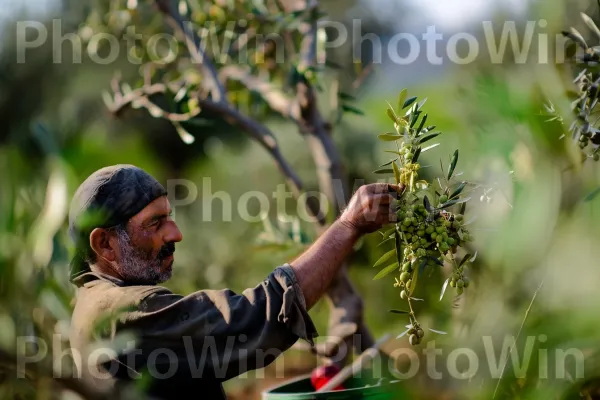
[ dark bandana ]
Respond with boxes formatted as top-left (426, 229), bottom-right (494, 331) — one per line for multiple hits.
top-left (68, 164), bottom-right (167, 283)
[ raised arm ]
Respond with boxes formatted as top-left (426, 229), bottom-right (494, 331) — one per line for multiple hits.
top-left (290, 183), bottom-right (404, 310)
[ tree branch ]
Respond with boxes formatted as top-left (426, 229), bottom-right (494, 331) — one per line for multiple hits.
top-left (219, 65), bottom-right (301, 122)
top-left (154, 0), bottom-right (226, 102)
top-left (107, 81), bottom-right (326, 226)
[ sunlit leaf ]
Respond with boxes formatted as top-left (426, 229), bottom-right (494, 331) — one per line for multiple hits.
top-left (440, 278), bottom-right (450, 301)
top-left (392, 161), bottom-right (401, 184)
top-left (174, 122), bottom-right (195, 144)
top-left (397, 89), bottom-right (407, 112)
top-left (373, 262), bottom-right (399, 280)
top-left (396, 328), bottom-right (410, 339)
top-left (428, 328), bottom-right (447, 335)
top-left (378, 133), bottom-right (401, 141)
top-left (373, 248), bottom-right (396, 268)
top-left (421, 143), bottom-right (440, 152)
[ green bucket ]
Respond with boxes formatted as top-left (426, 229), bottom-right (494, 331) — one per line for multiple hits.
top-left (261, 373), bottom-right (406, 400)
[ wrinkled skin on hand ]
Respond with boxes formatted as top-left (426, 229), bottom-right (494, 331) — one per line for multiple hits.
top-left (339, 183), bottom-right (405, 235)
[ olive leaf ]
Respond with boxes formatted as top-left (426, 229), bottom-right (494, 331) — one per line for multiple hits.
top-left (403, 96), bottom-right (418, 109)
top-left (584, 187), bottom-right (600, 201)
top-left (581, 13), bottom-right (600, 41)
top-left (395, 231), bottom-right (403, 265)
top-left (392, 162), bottom-right (401, 184)
top-left (338, 92), bottom-right (356, 101)
top-left (384, 150), bottom-right (403, 156)
top-left (410, 111), bottom-right (422, 128)
top-left (416, 98), bottom-right (427, 111)
top-left (373, 168), bottom-right (394, 174)
top-left (396, 328), bottom-right (411, 339)
top-left (378, 133), bottom-right (401, 141)
top-left (449, 181), bottom-right (467, 199)
top-left (373, 248), bottom-right (396, 267)
top-left (398, 89), bottom-right (408, 112)
top-left (460, 202), bottom-right (467, 215)
top-left (342, 104), bottom-right (365, 115)
top-left (381, 227), bottom-right (396, 238)
top-left (470, 250), bottom-right (478, 262)
top-left (373, 262), bottom-right (400, 280)
top-left (562, 27), bottom-right (588, 49)
top-left (447, 149), bottom-right (459, 181)
top-left (440, 278), bottom-right (450, 301)
top-left (411, 147), bottom-right (422, 163)
top-left (440, 196), bottom-right (471, 208)
top-left (379, 158), bottom-right (399, 167)
top-left (428, 328), bottom-right (447, 335)
top-left (423, 195), bottom-right (432, 212)
top-left (421, 143), bottom-right (440, 152)
top-left (377, 236), bottom-right (395, 247)
top-left (459, 253), bottom-right (473, 267)
top-left (386, 102), bottom-right (399, 122)
top-left (418, 132), bottom-right (440, 144)
top-left (389, 309), bottom-right (410, 314)
top-left (409, 297), bottom-right (424, 301)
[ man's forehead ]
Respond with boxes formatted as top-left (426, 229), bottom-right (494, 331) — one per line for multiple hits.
top-left (132, 196), bottom-right (171, 221)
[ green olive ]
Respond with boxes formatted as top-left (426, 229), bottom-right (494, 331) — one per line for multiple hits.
top-left (436, 226), bottom-right (445, 234)
top-left (463, 277), bottom-right (470, 287)
top-left (594, 153), bottom-right (600, 161)
top-left (457, 287), bottom-right (464, 295)
top-left (417, 328), bottom-right (424, 338)
top-left (425, 226), bottom-right (435, 234)
top-left (402, 262), bottom-right (411, 272)
top-left (439, 195), bottom-right (448, 204)
top-left (436, 235), bottom-right (443, 243)
top-left (446, 237), bottom-right (455, 245)
top-left (400, 272), bottom-right (410, 282)
top-left (400, 290), bottom-right (408, 299)
top-left (455, 214), bottom-right (464, 221)
top-left (406, 152), bottom-right (414, 160)
top-left (456, 279), bottom-right (464, 288)
top-left (430, 232), bottom-right (438, 240)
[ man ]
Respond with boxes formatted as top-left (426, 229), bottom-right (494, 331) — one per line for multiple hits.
top-left (67, 164), bottom-right (402, 399)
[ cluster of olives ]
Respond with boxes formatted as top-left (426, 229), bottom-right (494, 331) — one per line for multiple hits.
top-left (407, 323), bottom-right (425, 346)
top-left (449, 265), bottom-right (470, 295)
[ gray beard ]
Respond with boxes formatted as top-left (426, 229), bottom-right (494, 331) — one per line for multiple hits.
top-left (115, 228), bottom-right (171, 285)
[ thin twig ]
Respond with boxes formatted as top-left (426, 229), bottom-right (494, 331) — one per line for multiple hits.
top-left (493, 279), bottom-right (544, 399)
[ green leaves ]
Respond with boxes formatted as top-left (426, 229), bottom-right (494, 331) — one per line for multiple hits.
top-left (403, 96), bottom-right (418, 109)
top-left (378, 133), bottom-right (401, 141)
top-left (398, 89), bottom-right (408, 112)
top-left (373, 167), bottom-right (394, 174)
top-left (341, 104), bottom-right (365, 115)
top-left (440, 196), bottom-right (471, 208)
top-left (389, 309), bottom-right (409, 314)
top-left (392, 161), bottom-right (401, 184)
top-left (418, 132), bottom-right (441, 144)
top-left (411, 147), bottom-right (422, 163)
top-left (373, 262), bottom-right (399, 280)
top-left (373, 248), bottom-right (397, 268)
top-left (447, 150), bottom-right (459, 181)
top-left (450, 181), bottom-right (467, 199)
top-left (459, 253), bottom-right (473, 267)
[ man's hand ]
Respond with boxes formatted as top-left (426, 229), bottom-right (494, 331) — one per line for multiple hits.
top-left (289, 182), bottom-right (405, 310)
top-left (339, 183), bottom-right (405, 236)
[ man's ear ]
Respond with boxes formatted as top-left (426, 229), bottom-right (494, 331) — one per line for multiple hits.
top-left (89, 228), bottom-right (117, 263)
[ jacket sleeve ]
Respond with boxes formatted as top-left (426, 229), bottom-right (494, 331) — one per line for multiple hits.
top-left (116, 264), bottom-right (318, 381)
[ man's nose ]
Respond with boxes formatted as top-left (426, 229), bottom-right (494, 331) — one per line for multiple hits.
top-left (165, 221), bottom-right (183, 243)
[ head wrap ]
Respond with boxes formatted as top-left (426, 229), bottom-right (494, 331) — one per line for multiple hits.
top-left (68, 164), bottom-right (167, 283)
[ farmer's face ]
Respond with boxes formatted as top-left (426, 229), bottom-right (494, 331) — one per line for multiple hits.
top-left (115, 196), bottom-right (183, 284)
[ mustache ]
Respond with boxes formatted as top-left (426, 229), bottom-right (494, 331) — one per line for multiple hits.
top-left (158, 242), bottom-right (176, 259)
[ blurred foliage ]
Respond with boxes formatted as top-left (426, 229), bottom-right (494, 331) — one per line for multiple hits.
top-left (4, 0), bottom-right (600, 399)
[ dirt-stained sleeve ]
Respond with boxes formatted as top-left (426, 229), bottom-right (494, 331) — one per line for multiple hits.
top-left (118, 264), bottom-right (318, 382)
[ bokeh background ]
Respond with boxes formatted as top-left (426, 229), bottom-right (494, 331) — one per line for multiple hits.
top-left (2, 0), bottom-right (600, 399)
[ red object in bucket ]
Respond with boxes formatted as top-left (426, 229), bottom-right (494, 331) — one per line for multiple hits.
top-left (310, 365), bottom-right (345, 391)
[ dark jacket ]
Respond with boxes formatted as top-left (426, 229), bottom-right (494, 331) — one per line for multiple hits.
top-left (68, 265), bottom-right (318, 399)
